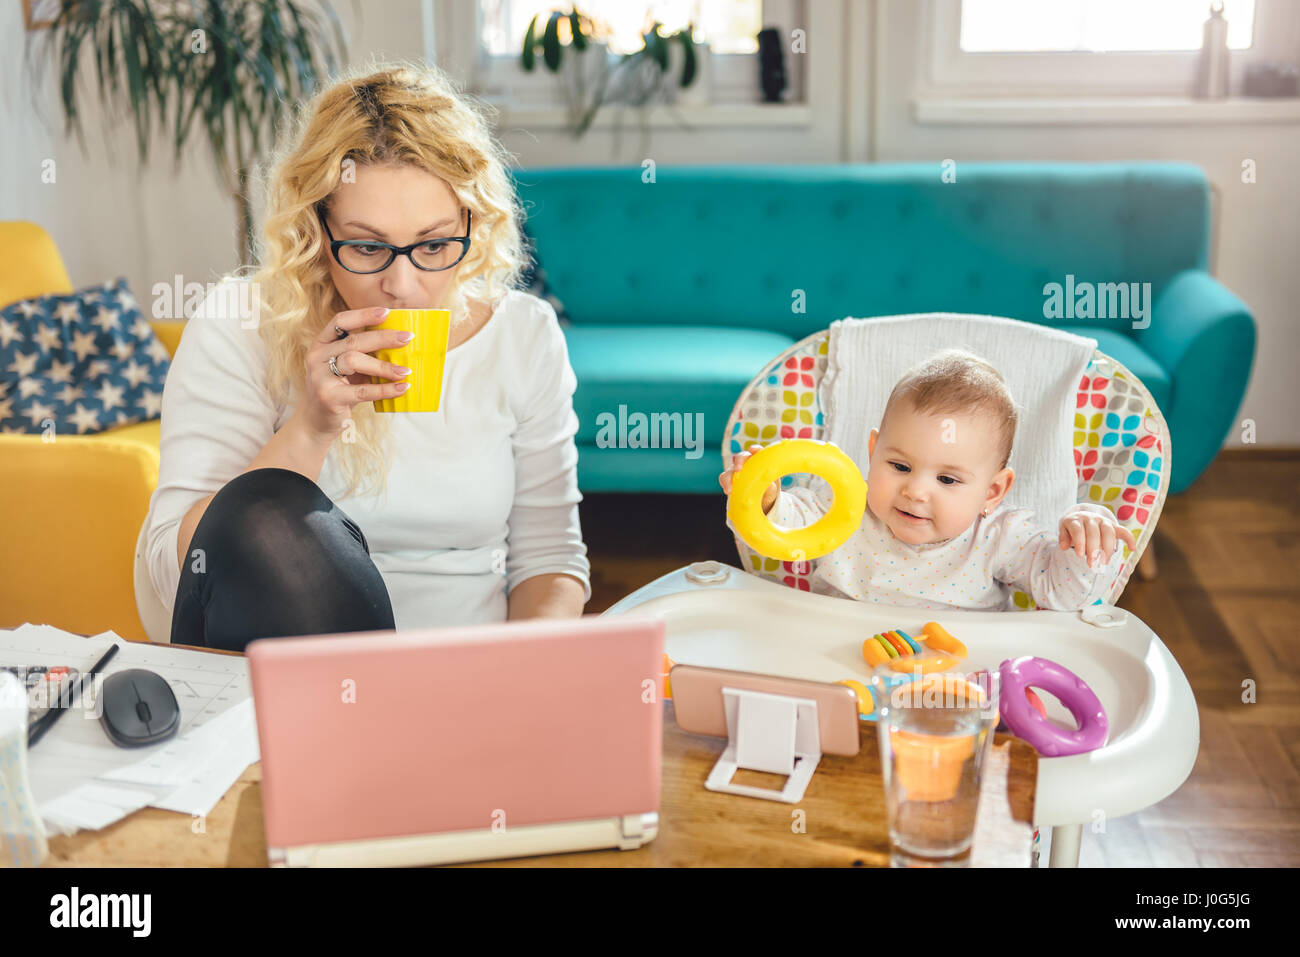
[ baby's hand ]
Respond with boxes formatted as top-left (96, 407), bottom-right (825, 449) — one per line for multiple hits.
top-left (719, 444), bottom-right (779, 513)
top-left (1058, 508), bottom-right (1139, 568)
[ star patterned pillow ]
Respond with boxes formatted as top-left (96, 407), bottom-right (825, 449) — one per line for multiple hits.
top-left (0, 278), bottom-right (170, 437)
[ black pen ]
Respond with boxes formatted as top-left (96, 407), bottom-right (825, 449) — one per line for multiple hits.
top-left (27, 643), bottom-right (120, 749)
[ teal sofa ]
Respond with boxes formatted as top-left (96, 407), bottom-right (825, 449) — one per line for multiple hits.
top-left (513, 163), bottom-right (1255, 494)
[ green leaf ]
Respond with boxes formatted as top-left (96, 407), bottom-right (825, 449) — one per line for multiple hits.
top-left (521, 13), bottom-right (537, 71)
top-left (569, 10), bottom-right (586, 51)
top-left (542, 11), bottom-right (562, 72)
top-left (119, 7), bottom-right (150, 160)
top-left (677, 32), bottom-right (696, 87)
top-left (54, 10), bottom-right (91, 141)
top-left (649, 29), bottom-right (668, 72)
top-left (94, 12), bottom-right (113, 105)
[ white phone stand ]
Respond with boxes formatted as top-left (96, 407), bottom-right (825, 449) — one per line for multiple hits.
top-left (704, 686), bottom-right (822, 803)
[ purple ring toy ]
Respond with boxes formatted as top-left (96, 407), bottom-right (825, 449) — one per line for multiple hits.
top-left (998, 656), bottom-right (1108, 757)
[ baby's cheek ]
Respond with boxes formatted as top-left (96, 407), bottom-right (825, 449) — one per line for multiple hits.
top-left (868, 468), bottom-right (889, 501)
top-left (865, 477), bottom-right (889, 514)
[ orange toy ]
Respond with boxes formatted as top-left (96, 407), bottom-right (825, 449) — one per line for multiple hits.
top-left (837, 678), bottom-right (874, 716)
top-left (861, 622), bottom-right (968, 669)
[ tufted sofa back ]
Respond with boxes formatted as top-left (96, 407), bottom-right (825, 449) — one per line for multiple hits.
top-left (512, 162), bottom-right (1210, 340)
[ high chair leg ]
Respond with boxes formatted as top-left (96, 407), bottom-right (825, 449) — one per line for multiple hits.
top-left (1049, 823), bottom-right (1082, 867)
top-left (1136, 536), bottom-right (1158, 581)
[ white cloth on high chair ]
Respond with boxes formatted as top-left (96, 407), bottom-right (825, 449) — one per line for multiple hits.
top-left (819, 312), bottom-right (1097, 522)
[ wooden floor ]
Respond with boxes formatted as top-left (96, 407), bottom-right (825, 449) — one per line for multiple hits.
top-left (579, 451), bottom-right (1300, 868)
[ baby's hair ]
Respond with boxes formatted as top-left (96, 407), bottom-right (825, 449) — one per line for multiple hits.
top-left (882, 348), bottom-right (1019, 471)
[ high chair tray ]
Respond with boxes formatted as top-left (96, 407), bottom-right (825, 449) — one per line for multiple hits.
top-left (604, 561), bottom-right (1199, 829)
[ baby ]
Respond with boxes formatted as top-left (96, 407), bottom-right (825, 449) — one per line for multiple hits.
top-left (719, 349), bottom-right (1136, 611)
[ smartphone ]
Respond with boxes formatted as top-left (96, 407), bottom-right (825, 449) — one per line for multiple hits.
top-left (670, 664), bottom-right (861, 756)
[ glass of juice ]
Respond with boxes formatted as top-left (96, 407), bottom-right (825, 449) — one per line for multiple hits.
top-left (871, 660), bottom-right (1000, 867)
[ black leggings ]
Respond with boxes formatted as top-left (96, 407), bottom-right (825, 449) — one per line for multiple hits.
top-left (169, 468), bottom-right (396, 652)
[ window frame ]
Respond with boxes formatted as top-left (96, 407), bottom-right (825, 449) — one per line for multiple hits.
top-left (922, 0), bottom-right (1299, 96)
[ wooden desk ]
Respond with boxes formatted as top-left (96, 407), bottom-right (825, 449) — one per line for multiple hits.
top-left (45, 646), bottom-right (1037, 867)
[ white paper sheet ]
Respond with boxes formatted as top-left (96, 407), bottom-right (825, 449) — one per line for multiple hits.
top-left (0, 623), bottom-right (257, 835)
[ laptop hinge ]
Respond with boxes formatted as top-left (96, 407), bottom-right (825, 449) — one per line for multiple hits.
top-left (618, 812), bottom-right (658, 848)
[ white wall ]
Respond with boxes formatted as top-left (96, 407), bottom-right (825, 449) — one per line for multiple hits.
top-left (867, 0), bottom-right (1298, 450)
top-left (4, 0), bottom-right (1294, 446)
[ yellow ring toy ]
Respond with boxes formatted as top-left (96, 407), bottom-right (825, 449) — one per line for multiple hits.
top-left (727, 439), bottom-right (868, 562)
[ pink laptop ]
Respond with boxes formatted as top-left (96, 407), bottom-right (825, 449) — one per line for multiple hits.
top-left (246, 614), bottom-right (664, 867)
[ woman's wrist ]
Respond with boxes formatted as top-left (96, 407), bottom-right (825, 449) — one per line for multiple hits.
top-left (239, 410), bottom-right (335, 485)
top-left (507, 573), bottom-right (586, 620)
top-left (285, 408), bottom-right (338, 453)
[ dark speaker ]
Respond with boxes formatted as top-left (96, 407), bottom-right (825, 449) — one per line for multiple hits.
top-left (757, 27), bottom-right (787, 103)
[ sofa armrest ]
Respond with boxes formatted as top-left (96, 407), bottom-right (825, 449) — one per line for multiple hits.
top-left (0, 434), bottom-right (159, 640)
top-left (1135, 268), bottom-right (1256, 493)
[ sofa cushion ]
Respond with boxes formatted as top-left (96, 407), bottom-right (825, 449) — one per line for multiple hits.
top-left (0, 277), bottom-right (170, 437)
top-left (98, 417), bottom-right (162, 446)
top-left (1058, 325), bottom-right (1172, 415)
top-left (514, 163), bottom-right (1211, 338)
top-left (563, 325), bottom-right (796, 446)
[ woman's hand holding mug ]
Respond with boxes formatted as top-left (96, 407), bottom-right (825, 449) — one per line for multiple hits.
top-left (295, 306), bottom-right (414, 441)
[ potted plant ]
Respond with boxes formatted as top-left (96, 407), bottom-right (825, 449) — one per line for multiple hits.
top-left (26, 0), bottom-right (348, 265)
top-left (521, 6), bottom-right (701, 147)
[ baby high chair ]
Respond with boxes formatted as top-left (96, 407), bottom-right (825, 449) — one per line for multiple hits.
top-left (604, 316), bottom-right (1198, 868)
top-left (723, 327), bottom-right (1167, 602)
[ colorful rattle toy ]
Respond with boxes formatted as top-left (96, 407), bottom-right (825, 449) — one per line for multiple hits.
top-left (997, 656), bottom-right (1108, 757)
top-left (727, 439), bottom-right (867, 561)
top-left (844, 622), bottom-right (973, 719)
top-left (861, 621), bottom-right (968, 670)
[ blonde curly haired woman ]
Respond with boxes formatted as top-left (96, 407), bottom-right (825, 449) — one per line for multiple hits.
top-left (142, 61), bottom-right (591, 651)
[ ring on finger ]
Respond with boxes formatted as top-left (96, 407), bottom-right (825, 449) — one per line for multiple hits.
top-left (329, 353), bottom-right (347, 378)
top-left (334, 324), bottom-right (347, 340)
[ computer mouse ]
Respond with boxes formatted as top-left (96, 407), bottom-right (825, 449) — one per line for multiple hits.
top-left (98, 668), bottom-right (180, 748)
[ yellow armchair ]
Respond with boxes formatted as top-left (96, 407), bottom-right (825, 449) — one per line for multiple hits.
top-left (0, 221), bottom-right (185, 641)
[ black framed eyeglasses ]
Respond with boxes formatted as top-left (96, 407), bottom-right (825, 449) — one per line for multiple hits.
top-left (319, 208), bottom-right (472, 274)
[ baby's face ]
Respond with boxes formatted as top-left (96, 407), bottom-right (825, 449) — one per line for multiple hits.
top-left (865, 405), bottom-right (1014, 545)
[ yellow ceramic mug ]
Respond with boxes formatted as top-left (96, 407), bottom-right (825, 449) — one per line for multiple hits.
top-left (368, 308), bottom-right (451, 413)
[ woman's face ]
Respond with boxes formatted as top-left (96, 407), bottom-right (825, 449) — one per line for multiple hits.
top-left (321, 162), bottom-right (467, 316)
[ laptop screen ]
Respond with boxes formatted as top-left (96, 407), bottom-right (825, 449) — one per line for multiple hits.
top-left (247, 614), bottom-right (664, 849)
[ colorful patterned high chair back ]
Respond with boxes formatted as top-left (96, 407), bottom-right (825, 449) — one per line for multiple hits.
top-left (721, 326), bottom-right (1170, 608)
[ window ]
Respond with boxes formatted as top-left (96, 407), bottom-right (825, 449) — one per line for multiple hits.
top-left (922, 0), bottom-right (1295, 97)
top-left (449, 0), bottom-right (804, 109)
top-left (960, 0), bottom-right (1256, 53)
top-left (480, 0), bottom-right (764, 56)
